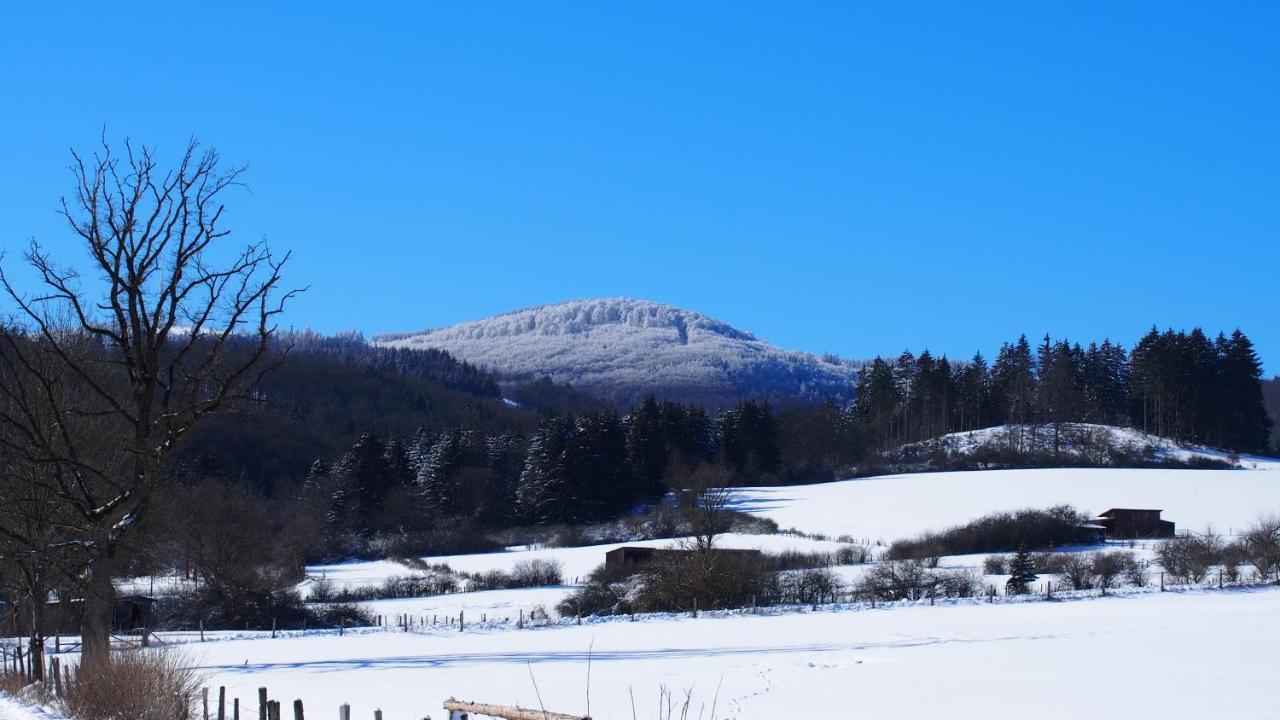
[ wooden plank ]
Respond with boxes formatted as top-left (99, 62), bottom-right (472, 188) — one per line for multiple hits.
top-left (442, 699), bottom-right (590, 720)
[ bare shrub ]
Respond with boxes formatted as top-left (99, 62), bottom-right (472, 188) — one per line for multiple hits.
top-left (1090, 551), bottom-right (1132, 590)
top-left (983, 555), bottom-right (1009, 575)
top-left (859, 560), bottom-right (977, 601)
top-left (778, 568), bottom-right (842, 605)
top-left (835, 544), bottom-right (872, 565)
top-left (61, 648), bottom-right (200, 720)
top-left (1031, 551), bottom-right (1069, 574)
top-left (0, 668), bottom-right (30, 694)
top-left (1157, 532), bottom-right (1222, 584)
top-left (1220, 542), bottom-right (1248, 582)
top-left (309, 602), bottom-right (376, 628)
top-left (510, 558), bottom-right (564, 586)
top-left (1240, 515), bottom-right (1280, 580)
top-left (1124, 558), bottom-right (1148, 587)
top-left (887, 505), bottom-right (1090, 559)
top-left (1057, 553), bottom-right (1097, 590)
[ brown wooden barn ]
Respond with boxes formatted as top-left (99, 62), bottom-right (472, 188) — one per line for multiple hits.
top-left (604, 546), bottom-right (762, 573)
top-left (1091, 508), bottom-right (1176, 539)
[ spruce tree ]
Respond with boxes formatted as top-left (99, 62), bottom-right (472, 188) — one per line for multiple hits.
top-left (1006, 544), bottom-right (1037, 595)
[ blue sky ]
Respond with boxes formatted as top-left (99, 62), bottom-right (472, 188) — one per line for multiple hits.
top-left (2, 3), bottom-right (1277, 372)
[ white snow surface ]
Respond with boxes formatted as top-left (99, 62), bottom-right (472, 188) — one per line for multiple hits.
top-left (728, 467), bottom-right (1280, 541)
top-left (372, 298), bottom-right (859, 405)
top-left (192, 587), bottom-right (1280, 720)
top-left (0, 692), bottom-right (67, 720)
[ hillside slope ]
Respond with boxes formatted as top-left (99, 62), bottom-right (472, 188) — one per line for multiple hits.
top-left (892, 422), bottom-right (1280, 471)
top-left (729, 466), bottom-right (1280, 542)
top-left (374, 298), bottom-right (860, 408)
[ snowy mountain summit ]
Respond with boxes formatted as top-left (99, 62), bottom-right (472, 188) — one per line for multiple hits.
top-left (373, 298), bottom-right (859, 407)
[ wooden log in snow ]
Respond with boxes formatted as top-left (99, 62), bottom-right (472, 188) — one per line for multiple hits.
top-left (442, 699), bottom-right (590, 720)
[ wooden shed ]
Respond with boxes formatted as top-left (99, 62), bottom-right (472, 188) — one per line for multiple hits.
top-left (604, 546), bottom-right (762, 573)
top-left (1092, 509), bottom-right (1176, 539)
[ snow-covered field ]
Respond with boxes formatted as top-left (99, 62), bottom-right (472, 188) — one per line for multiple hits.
top-left (12, 463), bottom-right (1280, 720)
top-left (729, 467), bottom-right (1280, 541)
top-left (189, 587), bottom-right (1280, 720)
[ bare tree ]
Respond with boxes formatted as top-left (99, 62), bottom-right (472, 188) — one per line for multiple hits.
top-left (0, 136), bottom-right (296, 665)
top-left (1240, 514), bottom-right (1280, 581)
top-left (675, 464), bottom-right (734, 553)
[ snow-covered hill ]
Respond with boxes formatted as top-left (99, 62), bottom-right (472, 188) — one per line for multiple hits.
top-left (373, 298), bottom-right (859, 407)
top-left (728, 466), bottom-right (1280, 542)
top-left (893, 423), bottom-right (1280, 470)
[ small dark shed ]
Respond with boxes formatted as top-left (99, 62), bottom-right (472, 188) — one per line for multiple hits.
top-left (1092, 509), bottom-right (1176, 539)
top-left (604, 546), bottom-right (763, 573)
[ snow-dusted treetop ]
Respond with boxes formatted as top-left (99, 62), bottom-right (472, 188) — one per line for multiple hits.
top-left (373, 297), bottom-right (859, 407)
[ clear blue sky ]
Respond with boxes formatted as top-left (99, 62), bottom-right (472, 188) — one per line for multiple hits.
top-left (2, 3), bottom-right (1277, 373)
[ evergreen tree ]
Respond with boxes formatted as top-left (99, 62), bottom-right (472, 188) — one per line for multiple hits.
top-left (1218, 330), bottom-right (1271, 452)
top-left (626, 396), bottom-right (668, 501)
top-left (515, 416), bottom-right (574, 523)
top-left (1006, 545), bottom-right (1037, 595)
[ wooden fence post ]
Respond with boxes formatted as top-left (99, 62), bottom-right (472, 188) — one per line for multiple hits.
top-left (52, 657), bottom-right (62, 696)
top-left (218, 686), bottom-right (227, 720)
top-left (1160, 572), bottom-right (1165, 591)
top-left (235, 698), bottom-right (241, 720)
top-left (269, 701), bottom-right (281, 720)
top-left (375, 711), bottom-right (383, 720)
top-left (339, 703), bottom-right (351, 720)
top-left (459, 611), bottom-right (464, 632)
top-left (293, 699), bottom-right (305, 720)
top-left (200, 620), bottom-right (206, 642)
top-left (203, 687), bottom-right (210, 720)
top-left (259, 688), bottom-right (269, 720)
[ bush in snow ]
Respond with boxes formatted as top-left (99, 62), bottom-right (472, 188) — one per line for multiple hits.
top-left (1090, 551), bottom-right (1133, 590)
top-left (778, 568), bottom-right (843, 605)
top-left (858, 560), bottom-right (980, 601)
top-left (1056, 554), bottom-right (1097, 591)
top-left (60, 648), bottom-right (200, 720)
top-left (1156, 532), bottom-right (1222, 584)
top-left (835, 544), bottom-right (873, 565)
top-left (983, 555), bottom-right (1009, 575)
top-left (1240, 515), bottom-right (1280, 581)
top-left (509, 559), bottom-right (565, 587)
top-left (886, 505), bottom-right (1091, 560)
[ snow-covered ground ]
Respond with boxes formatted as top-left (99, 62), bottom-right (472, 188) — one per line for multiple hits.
top-left (0, 694), bottom-right (67, 720)
top-left (729, 467), bottom-right (1280, 541)
top-left (13, 462), bottom-right (1278, 720)
top-left (357, 586), bottom-right (572, 623)
top-left (189, 586), bottom-right (1280, 720)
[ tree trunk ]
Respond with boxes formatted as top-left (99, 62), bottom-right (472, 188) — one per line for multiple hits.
top-left (81, 537), bottom-right (116, 667)
top-left (26, 582), bottom-right (46, 681)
